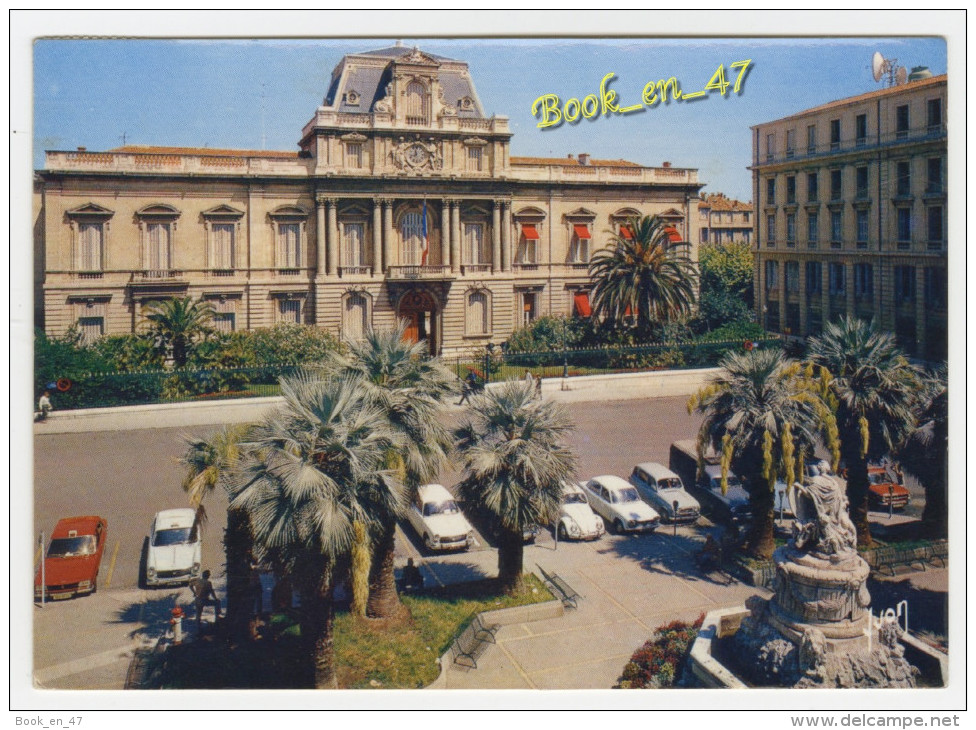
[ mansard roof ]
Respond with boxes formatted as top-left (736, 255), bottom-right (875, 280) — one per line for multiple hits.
top-left (323, 44), bottom-right (485, 118)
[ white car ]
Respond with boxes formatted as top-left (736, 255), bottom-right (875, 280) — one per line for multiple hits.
top-left (628, 462), bottom-right (701, 523)
top-left (406, 484), bottom-right (474, 552)
top-left (583, 476), bottom-right (661, 534)
top-left (554, 482), bottom-right (605, 541)
top-left (145, 508), bottom-right (201, 587)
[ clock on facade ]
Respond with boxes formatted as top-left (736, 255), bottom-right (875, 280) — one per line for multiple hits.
top-left (406, 144), bottom-right (428, 166)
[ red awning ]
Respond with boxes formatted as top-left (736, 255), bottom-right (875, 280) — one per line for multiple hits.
top-left (522, 224), bottom-right (540, 240)
top-left (620, 225), bottom-right (634, 240)
top-left (573, 224), bottom-right (591, 239)
top-left (573, 291), bottom-right (592, 317)
top-left (663, 226), bottom-right (682, 243)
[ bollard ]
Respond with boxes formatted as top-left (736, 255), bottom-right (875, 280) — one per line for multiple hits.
top-left (170, 606), bottom-right (185, 644)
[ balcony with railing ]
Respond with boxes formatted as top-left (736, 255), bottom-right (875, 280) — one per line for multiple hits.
top-left (461, 263), bottom-right (491, 275)
top-left (385, 265), bottom-right (454, 281)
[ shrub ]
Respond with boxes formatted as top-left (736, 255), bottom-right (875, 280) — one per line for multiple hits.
top-left (615, 614), bottom-right (704, 689)
top-left (242, 324), bottom-right (342, 367)
top-left (91, 334), bottom-right (165, 372)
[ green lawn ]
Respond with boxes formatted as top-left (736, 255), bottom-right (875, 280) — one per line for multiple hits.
top-left (158, 574), bottom-right (552, 690)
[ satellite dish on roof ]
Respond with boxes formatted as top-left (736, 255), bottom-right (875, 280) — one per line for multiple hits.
top-left (896, 66), bottom-right (908, 85)
top-left (871, 52), bottom-right (904, 88)
top-left (872, 52), bottom-right (885, 82)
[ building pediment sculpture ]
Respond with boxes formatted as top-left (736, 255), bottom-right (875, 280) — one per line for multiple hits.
top-left (390, 136), bottom-right (443, 173)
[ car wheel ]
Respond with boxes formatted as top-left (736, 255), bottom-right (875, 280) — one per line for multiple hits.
top-left (614, 519), bottom-right (625, 535)
top-left (558, 523), bottom-right (568, 541)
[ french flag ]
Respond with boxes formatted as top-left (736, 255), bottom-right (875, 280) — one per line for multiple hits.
top-left (421, 198), bottom-right (430, 265)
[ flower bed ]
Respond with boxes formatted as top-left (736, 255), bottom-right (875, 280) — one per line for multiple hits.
top-left (615, 614), bottom-right (705, 688)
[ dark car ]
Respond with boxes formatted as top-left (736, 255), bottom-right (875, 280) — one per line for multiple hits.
top-left (461, 498), bottom-right (537, 545)
top-left (669, 440), bottom-right (751, 525)
top-left (35, 516), bottom-right (108, 600)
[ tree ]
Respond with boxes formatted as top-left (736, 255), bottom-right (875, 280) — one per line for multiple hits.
top-left (180, 423), bottom-right (252, 637)
top-left (689, 348), bottom-right (827, 559)
top-left (588, 215), bottom-right (698, 336)
top-left (807, 317), bottom-right (923, 547)
top-left (325, 323), bottom-right (456, 619)
top-left (454, 379), bottom-right (577, 593)
top-left (895, 366), bottom-right (947, 538)
top-left (143, 296), bottom-right (216, 368)
top-left (228, 372), bottom-right (402, 688)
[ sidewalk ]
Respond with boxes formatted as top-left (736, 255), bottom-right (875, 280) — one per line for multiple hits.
top-left (33, 368), bottom-right (717, 435)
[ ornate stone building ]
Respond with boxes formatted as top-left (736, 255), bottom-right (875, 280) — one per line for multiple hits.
top-left (751, 72), bottom-right (947, 360)
top-left (35, 44), bottom-right (702, 355)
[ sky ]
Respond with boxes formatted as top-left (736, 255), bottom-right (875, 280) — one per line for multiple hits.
top-left (32, 36), bottom-right (946, 203)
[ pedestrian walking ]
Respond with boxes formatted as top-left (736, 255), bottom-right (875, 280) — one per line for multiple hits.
top-left (36, 391), bottom-right (52, 421)
top-left (534, 373), bottom-right (542, 399)
top-left (190, 569), bottom-right (222, 630)
top-left (458, 370), bottom-right (478, 405)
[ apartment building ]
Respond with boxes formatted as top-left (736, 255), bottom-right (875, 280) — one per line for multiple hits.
top-left (697, 192), bottom-right (753, 248)
top-left (751, 72), bottom-right (947, 360)
top-left (34, 44), bottom-right (702, 355)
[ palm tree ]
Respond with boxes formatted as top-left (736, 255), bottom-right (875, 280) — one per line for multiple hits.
top-left (807, 316), bottom-right (923, 547)
top-left (326, 322), bottom-right (456, 619)
top-left (180, 423), bottom-right (252, 637)
top-left (454, 379), bottom-right (577, 594)
top-left (588, 215), bottom-right (698, 335)
top-left (143, 296), bottom-right (216, 368)
top-left (228, 371), bottom-right (402, 688)
top-left (689, 348), bottom-right (826, 559)
top-left (895, 366), bottom-right (947, 539)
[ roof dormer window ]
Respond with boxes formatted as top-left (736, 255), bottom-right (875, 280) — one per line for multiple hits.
top-left (343, 90), bottom-right (360, 106)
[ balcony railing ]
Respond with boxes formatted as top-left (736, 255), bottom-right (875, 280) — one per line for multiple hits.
top-left (461, 263), bottom-right (491, 275)
top-left (385, 265), bottom-right (453, 280)
top-left (339, 266), bottom-right (371, 277)
top-left (137, 269), bottom-right (184, 281)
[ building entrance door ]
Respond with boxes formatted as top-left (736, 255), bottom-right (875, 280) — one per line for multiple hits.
top-left (398, 290), bottom-right (438, 355)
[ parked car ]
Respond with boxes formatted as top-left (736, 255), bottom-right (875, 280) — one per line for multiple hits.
top-left (35, 516), bottom-right (107, 601)
top-left (699, 465), bottom-right (753, 525)
top-left (553, 481), bottom-right (605, 541)
top-left (582, 475), bottom-right (660, 534)
top-left (867, 464), bottom-right (910, 510)
top-left (145, 508), bottom-right (202, 587)
top-left (463, 498), bottom-right (537, 545)
top-left (406, 484), bottom-right (474, 551)
top-left (670, 440), bottom-right (751, 525)
top-left (628, 462), bottom-right (700, 523)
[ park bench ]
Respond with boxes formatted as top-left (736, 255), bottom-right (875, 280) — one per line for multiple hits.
top-left (450, 613), bottom-right (500, 669)
top-left (870, 545), bottom-right (927, 577)
top-left (536, 565), bottom-right (581, 609)
top-left (924, 541), bottom-right (948, 568)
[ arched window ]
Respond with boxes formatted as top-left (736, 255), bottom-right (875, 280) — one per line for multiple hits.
top-left (401, 212), bottom-right (424, 265)
top-left (405, 81), bottom-right (429, 125)
top-left (466, 290), bottom-right (489, 335)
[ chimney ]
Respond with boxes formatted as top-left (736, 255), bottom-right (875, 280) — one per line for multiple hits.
top-left (662, 161), bottom-right (671, 168)
top-left (578, 153), bottom-right (590, 166)
top-left (77, 146), bottom-right (87, 152)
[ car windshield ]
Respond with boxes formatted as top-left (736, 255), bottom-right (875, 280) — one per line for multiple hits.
top-left (658, 478), bottom-right (682, 490)
top-left (48, 535), bottom-right (96, 557)
top-left (711, 476), bottom-right (742, 491)
top-left (868, 472), bottom-right (889, 486)
top-left (562, 492), bottom-right (587, 505)
top-left (423, 500), bottom-right (459, 517)
top-left (613, 488), bottom-right (640, 503)
top-left (153, 527), bottom-right (193, 546)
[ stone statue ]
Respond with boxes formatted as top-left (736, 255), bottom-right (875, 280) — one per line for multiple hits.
top-left (790, 475), bottom-right (858, 560)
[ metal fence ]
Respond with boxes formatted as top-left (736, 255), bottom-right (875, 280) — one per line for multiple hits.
top-left (41, 338), bottom-right (780, 412)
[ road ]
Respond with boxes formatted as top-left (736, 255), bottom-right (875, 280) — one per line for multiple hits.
top-left (31, 394), bottom-right (926, 591)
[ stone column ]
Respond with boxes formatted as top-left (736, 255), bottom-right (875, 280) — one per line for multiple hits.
top-left (492, 201), bottom-right (502, 273)
top-left (316, 198), bottom-right (327, 277)
top-left (326, 199), bottom-right (338, 276)
top-left (440, 199), bottom-right (450, 270)
top-left (450, 200), bottom-right (461, 274)
top-left (501, 201), bottom-right (512, 272)
top-left (372, 200), bottom-right (383, 276)
top-left (383, 200), bottom-right (394, 271)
